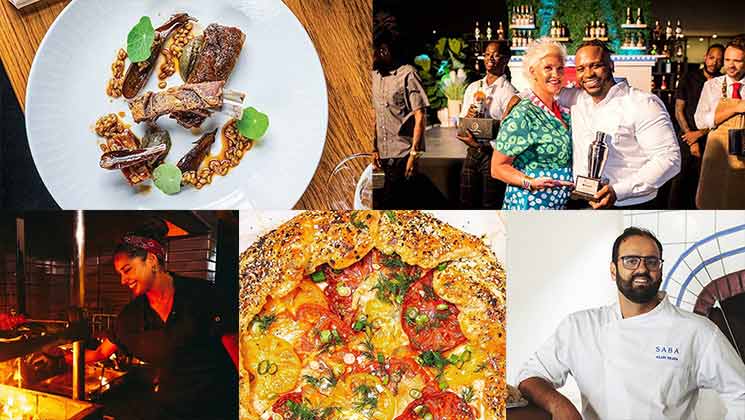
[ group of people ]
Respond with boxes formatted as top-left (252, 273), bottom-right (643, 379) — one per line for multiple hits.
top-left (372, 12), bottom-right (745, 210)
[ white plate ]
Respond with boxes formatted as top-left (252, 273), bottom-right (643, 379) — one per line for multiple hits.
top-left (26, 0), bottom-right (327, 209)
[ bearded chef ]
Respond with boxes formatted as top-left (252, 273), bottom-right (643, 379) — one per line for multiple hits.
top-left (516, 227), bottom-right (745, 420)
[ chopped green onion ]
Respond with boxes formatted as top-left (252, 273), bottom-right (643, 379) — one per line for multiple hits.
top-left (268, 363), bottom-right (278, 375)
top-left (257, 359), bottom-right (270, 375)
top-left (377, 352), bottom-right (385, 364)
top-left (409, 389), bottom-right (422, 399)
top-left (352, 316), bottom-right (368, 332)
top-left (311, 271), bottom-right (326, 283)
top-left (423, 413), bottom-right (433, 420)
top-left (413, 405), bottom-right (426, 415)
top-left (406, 308), bottom-right (419, 321)
top-left (437, 262), bottom-right (448, 271)
top-left (381, 374), bottom-right (389, 385)
top-left (336, 284), bottom-right (352, 297)
top-left (319, 330), bottom-right (332, 343)
top-left (395, 295), bottom-right (404, 304)
top-left (438, 380), bottom-right (448, 390)
top-left (449, 354), bottom-right (460, 364)
top-left (436, 303), bottom-right (449, 311)
top-left (461, 350), bottom-right (472, 362)
top-left (415, 314), bottom-right (429, 326)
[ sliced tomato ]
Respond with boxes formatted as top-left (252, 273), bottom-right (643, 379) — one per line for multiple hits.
top-left (271, 392), bottom-right (303, 417)
top-left (395, 391), bottom-right (476, 420)
top-left (401, 271), bottom-right (467, 352)
top-left (294, 304), bottom-right (355, 358)
top-left (321, 250), bottom-right (375, 323)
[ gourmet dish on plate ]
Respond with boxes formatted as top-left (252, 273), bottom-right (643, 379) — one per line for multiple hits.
top-left (239, 211), bottom-right (507, 419)
top-left (94, 13), bottom-right (269, 195)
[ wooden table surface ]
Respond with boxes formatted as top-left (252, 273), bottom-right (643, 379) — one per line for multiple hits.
top-left (0, 0), bottom-right (371, 210)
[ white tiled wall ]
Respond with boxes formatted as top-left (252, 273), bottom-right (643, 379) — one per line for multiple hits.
top-left (624, 211), bottom-right (745, 311)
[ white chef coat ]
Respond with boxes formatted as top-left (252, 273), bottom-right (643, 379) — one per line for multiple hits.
top-left (694, 74), bottom-right (745, 129)
top-left (559, 82), bottom-right (681, 206)
top-left (459, 75), bottom-right (518, 120)
top-left (516, 294), bottom-right (745, 420)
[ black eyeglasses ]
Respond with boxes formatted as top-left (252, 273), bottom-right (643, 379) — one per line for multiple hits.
top-left (618, 255), bottom-right (664, 270)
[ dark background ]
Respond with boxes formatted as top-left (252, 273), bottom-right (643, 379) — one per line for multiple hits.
top-left (374, 0), bottom-right (744, 57)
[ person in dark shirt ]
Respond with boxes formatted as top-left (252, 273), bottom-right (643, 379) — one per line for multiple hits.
top-left (70, 219), bottom-right (238, 420)
top-left (670, 44), bottom-right (724, 208)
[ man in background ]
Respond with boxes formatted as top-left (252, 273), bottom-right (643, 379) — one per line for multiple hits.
top-left (669, 44), bottom-right (724, 209)
top-left (455, 41), bottom-right (517, 209)
top-left (372, 12), bottom-right (429, 209)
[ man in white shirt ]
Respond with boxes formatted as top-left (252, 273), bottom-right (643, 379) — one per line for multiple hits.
top-left (455, 41), bottom-right (518, 209)
top-left (517, 227), bottom-right (745, 420)
top-left (561, 41), bottom-right (680, 209)
top-left (694, 39), bottom-right (745, 130)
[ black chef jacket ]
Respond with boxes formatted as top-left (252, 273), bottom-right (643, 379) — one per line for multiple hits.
top-left (111, 274), bottom-right (237, 420)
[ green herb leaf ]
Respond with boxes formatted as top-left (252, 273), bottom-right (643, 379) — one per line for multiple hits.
top-left (311, 270), bottom-right (326, 283)
top-left (437, 262), bottom-right (448, 271)
top-left (237, 107), bottom-right (270, 140)
top-left (127, 16), bottom-right (156, 63)
top-left (353, 384), bottom-right (379, 412)
top-left (152, 163), bottom-right (182, 195)
top-left (384, 210), bottom-right (397, 222)
top-left (461, 386), bottom-right (475, 403)
top-left (252, 313), bottom-right (277, 332)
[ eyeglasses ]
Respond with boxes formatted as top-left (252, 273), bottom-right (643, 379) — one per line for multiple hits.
top-left (618, 255), bottom-right (664, 270)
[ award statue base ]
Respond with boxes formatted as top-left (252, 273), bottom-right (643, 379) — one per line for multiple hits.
top-left (570, 175), bottom-right (604, 201)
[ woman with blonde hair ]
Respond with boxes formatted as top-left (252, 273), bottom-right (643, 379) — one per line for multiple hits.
top-left (490, 37), bottom-right (574, 209)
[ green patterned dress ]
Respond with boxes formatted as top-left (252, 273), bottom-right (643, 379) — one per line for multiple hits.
top-left (492, 94), bottom-right (572, 210)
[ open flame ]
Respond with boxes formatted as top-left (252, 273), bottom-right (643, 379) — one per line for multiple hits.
top-left (1, 393), bottom-right (34, 420)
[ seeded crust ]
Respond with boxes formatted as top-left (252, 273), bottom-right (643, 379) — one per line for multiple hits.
top-left (238, 210), bottom-right (507, 419)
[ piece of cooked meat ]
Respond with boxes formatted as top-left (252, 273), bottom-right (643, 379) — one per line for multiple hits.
top-left (129, 81), bottom-right (225, 123)
top-left (172, 24), bottom-right (245, 128)
top-left (187, 24), bottom-right (245, 84)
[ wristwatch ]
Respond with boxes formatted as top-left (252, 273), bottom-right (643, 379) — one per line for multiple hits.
top-left (410, 150), bottom-right (422, 158)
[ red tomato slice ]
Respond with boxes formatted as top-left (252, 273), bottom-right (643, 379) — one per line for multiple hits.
top-left (294, 304), bottom-right (355, 357)
top-left (395, 391), bottom-right (476, 420)
top-left (272, 392), bottom-right (303, 416)
top-left (322, 250), bottom-right (375, 323)
top-left (401, 271), bottom-right (467, 352)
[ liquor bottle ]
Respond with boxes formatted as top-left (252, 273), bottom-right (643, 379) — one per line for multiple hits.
top-left (652, 20), bottom-right (661, 42)
top-left (475, 21), bottom-right (481, 41)
top-left (519, 5), bottom-right (525, 26)
top-left (560, 23), bottom-right (566, 38)
top-left (660, 75), bottom-right (668, 91)
top-left (626, 7), bottom-right (632, 25)
top-left (663, 44), bottom-right (670, 58)
top-left (636, 8), bottom-right (643, 25)
top-left (675, 44), bottom-right (684, 57)
top-left (510, 7), bottom-right (515, 26)
top-left (630, 33), bottom-right (637, 48)
top-left (589, 21), bottom-right (596, 38)
top-left (650, 43), bottom-right (658, 55)
top-left (675, 73), bottom-right (681, 89)
top-left (497, 21), bottom-right (505, 40)
top-left (595, 20), bottom-right (601, 37)
top-left (636, 33), bottom-right (644, 48)
top-left (600, 22), bottom-right (606, 38)
top-left (529, 5), bottom-right (534, 25)
top-left (487, 21), bottom-right (493, 40)
top-left (675, 20), bottom-right (683, 39)
top-left (585, 23), bottom-right (590, 38)
top-left (624, 35), bottom-right (630, 48)
top-left (665, 21), bottom-right (673, 40)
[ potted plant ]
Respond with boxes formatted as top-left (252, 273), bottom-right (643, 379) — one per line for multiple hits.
top-left (441, 69), bottom-right (467, 126)
top-left (415, 37), bottom-right (471, 126)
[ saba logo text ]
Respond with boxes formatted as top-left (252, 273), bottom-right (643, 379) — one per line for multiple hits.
top-left (655, 346), bottom-right (680, 361)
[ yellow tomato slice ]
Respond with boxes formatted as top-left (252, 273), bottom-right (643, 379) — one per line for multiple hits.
top-left (242, 335), bottom-right (302, 400)
top-left (292, 279), bottom-right (329, 314)
top-left (327, 373), bottom-right (396, 420)
top-left (363, 299), bottom-right (409, 355)
top-left (442, 346), bottom-right (489, 390)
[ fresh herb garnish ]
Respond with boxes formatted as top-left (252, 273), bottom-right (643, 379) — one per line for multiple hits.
top-left (350, 211), bottom-right (368, 230)
top-left (285, 400), bottom-right (336, 420)
top-left (418, 350), bottom-right (450, 371)
top-left (384, 210), bottom-right (397, 222)
top-left (381, 253), bottom-right (406, 268)
top-left (373, 272), bottom-right (416, 305)
top-left (311, 270), bottom-right (326, 283)
top-left (236, 107), bottom-right (270, 140)
top-left (461, 386), bottom-right (475, 404)
top-left (303, 369), bottom-right (338, 390)
top-left (437, 262), bottom-right (448, 271)
top-left (252, 313), bottom-right (277, 332)
top-left (318, 328), bottom-right (343, 352)
top-left (127, 16), bottom-right (156, 63)
top-left (474, 361), bottom-right (489, 373)
top-left (352, 315), bottom-right (373, 332)
top-left (353, 384), bottom-right (379, 412)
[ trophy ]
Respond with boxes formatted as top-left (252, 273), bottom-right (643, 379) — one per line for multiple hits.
top-left (571, 132), bottom-right (610, 200)
top-left (729, 128), bottom-right (745, 156)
